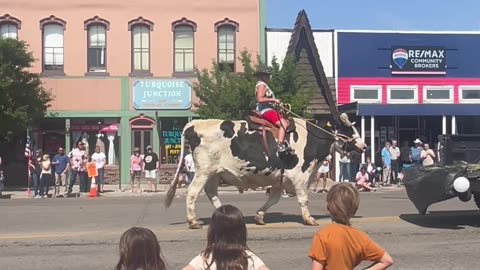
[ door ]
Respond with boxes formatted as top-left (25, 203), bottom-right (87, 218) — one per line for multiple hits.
top-left (131, 129), bottom-right (152, 154)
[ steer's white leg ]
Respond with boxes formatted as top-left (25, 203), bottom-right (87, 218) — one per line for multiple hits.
top-left (255, 185), bottom-right (282, 225)
top-left (204, 174), bottom-right (222, 209)
top-left (294, 180), bottom-right (318, 226)
top-left (186, 172), bottom-right (208, 229)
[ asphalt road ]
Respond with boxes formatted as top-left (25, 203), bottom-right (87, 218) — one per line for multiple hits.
top-left (1, 189), bottom-right (480, 270)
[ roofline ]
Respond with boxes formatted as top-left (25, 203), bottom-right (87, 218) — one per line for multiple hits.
top-left (266, 27), bottom-right (334, 33)
top-left (335, 29), bottom-right (480, 34)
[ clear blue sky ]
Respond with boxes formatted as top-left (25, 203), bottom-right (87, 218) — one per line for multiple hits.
top-left (267, 0), bottom-right (479, 30)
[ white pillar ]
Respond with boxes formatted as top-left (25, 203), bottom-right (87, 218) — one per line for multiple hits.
top-left (452, 116), bottom-right (456, 134)
top-left (442, 115), bottom-right (447, 135)
top-left (361, 116), bottom-right (365, 163)
top-left (335, 151), bottom-right (341, 182)
top-left (370, 116), bottom-right (375, 164)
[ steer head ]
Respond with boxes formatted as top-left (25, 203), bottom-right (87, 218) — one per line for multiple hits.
top-left (330, 113), bottom-right (367, 154)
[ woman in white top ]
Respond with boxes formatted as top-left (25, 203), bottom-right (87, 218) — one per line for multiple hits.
top-left (39, 154), bottom-right (51, 198)
top-left (313, 155), bottom-right (331, 193)
top-left (91, 145), bottom-right (107, 192)
top-left (183, 205), bottom-right (269, 270)
top-left (255, 66), bottom-right (289, 152)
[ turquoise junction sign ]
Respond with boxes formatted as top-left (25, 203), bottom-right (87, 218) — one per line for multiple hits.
top-left (132, 79), bottom-right (192, 110)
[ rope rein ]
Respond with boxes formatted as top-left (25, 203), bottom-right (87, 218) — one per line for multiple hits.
top-left (276, 103), bottom-right (354, 143)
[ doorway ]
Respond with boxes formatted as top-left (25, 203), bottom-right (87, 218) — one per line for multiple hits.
top-left (131, 129), bottom-right (152, 153)
top-left (129, 114), bottom-right (156, 154)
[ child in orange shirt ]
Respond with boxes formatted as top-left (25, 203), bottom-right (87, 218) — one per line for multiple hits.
top-left (309, 183), bottom-right (393, 270)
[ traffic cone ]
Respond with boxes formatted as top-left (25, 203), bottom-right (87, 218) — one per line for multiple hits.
top-left (88, 177), bottom-right (98, 197)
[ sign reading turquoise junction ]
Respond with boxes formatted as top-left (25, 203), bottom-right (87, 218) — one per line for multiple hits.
top-left (132, 79), bottom-right (192, 110)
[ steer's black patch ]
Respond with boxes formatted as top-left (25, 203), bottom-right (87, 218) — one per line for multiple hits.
top-left (226, 121), bottom-right (298, 173)
top-left (220, 120), bottom-right (236, 138)
top-left (301, 119), bottom-right (335, 173)
top-left (184, 126), bottom-right (201, 152)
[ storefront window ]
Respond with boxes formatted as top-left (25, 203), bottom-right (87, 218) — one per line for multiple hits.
top-left (161, 118), bottom-right (188, 164)
top-left (387, 86), bottom-right (417, 103)
top-left (350, 86), bottom-right (381, 103)
top-left (423, 87), bottom-right (452, 103)
top-left (460, 87), bottom-right (480, 102)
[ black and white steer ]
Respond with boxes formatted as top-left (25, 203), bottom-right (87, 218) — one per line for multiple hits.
top-left (165, 113), bottom-right (366, 229)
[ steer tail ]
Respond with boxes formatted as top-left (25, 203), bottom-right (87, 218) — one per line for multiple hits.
top-left (164, 128), bottom-right (186, 208)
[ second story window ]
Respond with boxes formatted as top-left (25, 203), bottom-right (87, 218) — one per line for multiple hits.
top-left (215, 18), bottom-right (239, 72)
top-left (0, 14), bottom-right (22, 40)
top-left (39, 15), bottom-right (66, 75)
top-left (84, 16), bottom-right (110, 75)
top-left (128, 17), bottom-right (154, 76)
top-left (88, 25), bottom-right (106, 72)
top-left (172, 17), bottom-right (196, 75)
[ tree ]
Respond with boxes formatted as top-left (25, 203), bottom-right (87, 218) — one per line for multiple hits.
top-left (0, 38), bottom-right (52, 141)
top-left (193, 50), bottom-right (313, 120)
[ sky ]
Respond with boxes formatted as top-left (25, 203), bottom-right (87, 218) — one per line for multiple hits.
top-left (267, 0), bottom-right (480, 31)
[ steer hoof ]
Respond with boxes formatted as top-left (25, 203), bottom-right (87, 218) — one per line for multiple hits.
top-left (189, 222), bottom-right (203, 230)
top-left (254, 215), bottom-right (266, 225)
top-left (304, 217), bottom-right (319, 226)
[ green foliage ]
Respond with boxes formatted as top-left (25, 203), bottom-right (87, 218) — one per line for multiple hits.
top-left (193, 50), bottom-right (313, 120)
top-left (0, 38), bottom-right (52, 141)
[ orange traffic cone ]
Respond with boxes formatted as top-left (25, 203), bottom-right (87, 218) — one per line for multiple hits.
top-left (88, 177), bottom-right (98, 197)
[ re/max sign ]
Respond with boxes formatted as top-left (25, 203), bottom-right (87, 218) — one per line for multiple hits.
top-left (408, 49), bottom-right (444, 58)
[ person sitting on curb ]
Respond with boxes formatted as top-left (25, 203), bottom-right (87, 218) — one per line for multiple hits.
top-left (309, 183), bottom-right (393, 270)
top-left (355, 166), bottom-right (376, 192)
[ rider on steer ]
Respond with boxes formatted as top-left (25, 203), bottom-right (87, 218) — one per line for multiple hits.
top-left (255, 65), bottom-right (290, 152)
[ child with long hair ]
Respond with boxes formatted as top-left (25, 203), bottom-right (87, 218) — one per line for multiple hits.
top-left (115, 227), bottom-right (166, 270)
top-left (183, 205), bottom-right (269, 270)
top-left (40, 154), bottom-right (52, 198)
top-left (309, 183), bottom-right (393, 270)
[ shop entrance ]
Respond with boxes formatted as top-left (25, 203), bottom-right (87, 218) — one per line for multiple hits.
top-left (129, 114), bottom-right (156, 154)
top-left (373, 115), bottom-right (443, 149)
top-left (131, 130), bottom-right (152, 153)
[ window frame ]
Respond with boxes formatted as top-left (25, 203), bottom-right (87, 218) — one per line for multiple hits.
top-left (39, 15), bottom-right (66, 76)
top-left (0, 14), bottom-right (21, 40)
top-left (422, 86), bottom-right (453, 104)
top-left (171, 17), bottom-right (197, 77)
top-left (215, 18), bottom-right (239, 73)
top-left (387, 85), bottom-right (418, 104)
top-left (349, 85), bottom-right (382, 104)
top-left (84, 16), bottom-right (110, 76)
top-left (128, 17), bottom-right (154, 77)
top-left (459, 85), bottom-right (480, 103)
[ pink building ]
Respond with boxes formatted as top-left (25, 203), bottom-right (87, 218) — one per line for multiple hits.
top-left (1, 0), bottom-right (266, 185)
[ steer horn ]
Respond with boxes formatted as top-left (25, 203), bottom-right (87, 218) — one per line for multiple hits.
top-left (339, 113), bottom-right (353, 127)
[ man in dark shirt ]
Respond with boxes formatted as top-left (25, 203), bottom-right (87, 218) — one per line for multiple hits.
top-left (143, 145), bottom-right (159, 192)
top-left (29, 149), bottom-right (43, 198)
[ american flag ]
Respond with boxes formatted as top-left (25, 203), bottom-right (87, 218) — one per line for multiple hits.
top-left (25, 136), bottom-right (31, 159)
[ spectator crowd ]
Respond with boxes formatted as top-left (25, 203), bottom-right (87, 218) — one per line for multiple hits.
top-left (313, 137), bottom-right (440, 194)
top-left (22, 140), bottom-right (195, 198)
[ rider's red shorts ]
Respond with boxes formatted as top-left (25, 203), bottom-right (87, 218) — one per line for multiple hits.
top-left (262, 110), bottom-right (282, 125)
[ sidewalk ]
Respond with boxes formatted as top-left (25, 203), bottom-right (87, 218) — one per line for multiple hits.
top-left (0, 182), bottom-right (403, 200)
top-left (0, 184), bottom-right (245, 199)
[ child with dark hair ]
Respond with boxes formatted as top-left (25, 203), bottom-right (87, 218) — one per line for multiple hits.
top-left (183, 205), bottom-right (269, 270)
top-left (115, 227), bottom-right (166, 270)
top-left (309, 183), bottom-right (393, 270)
